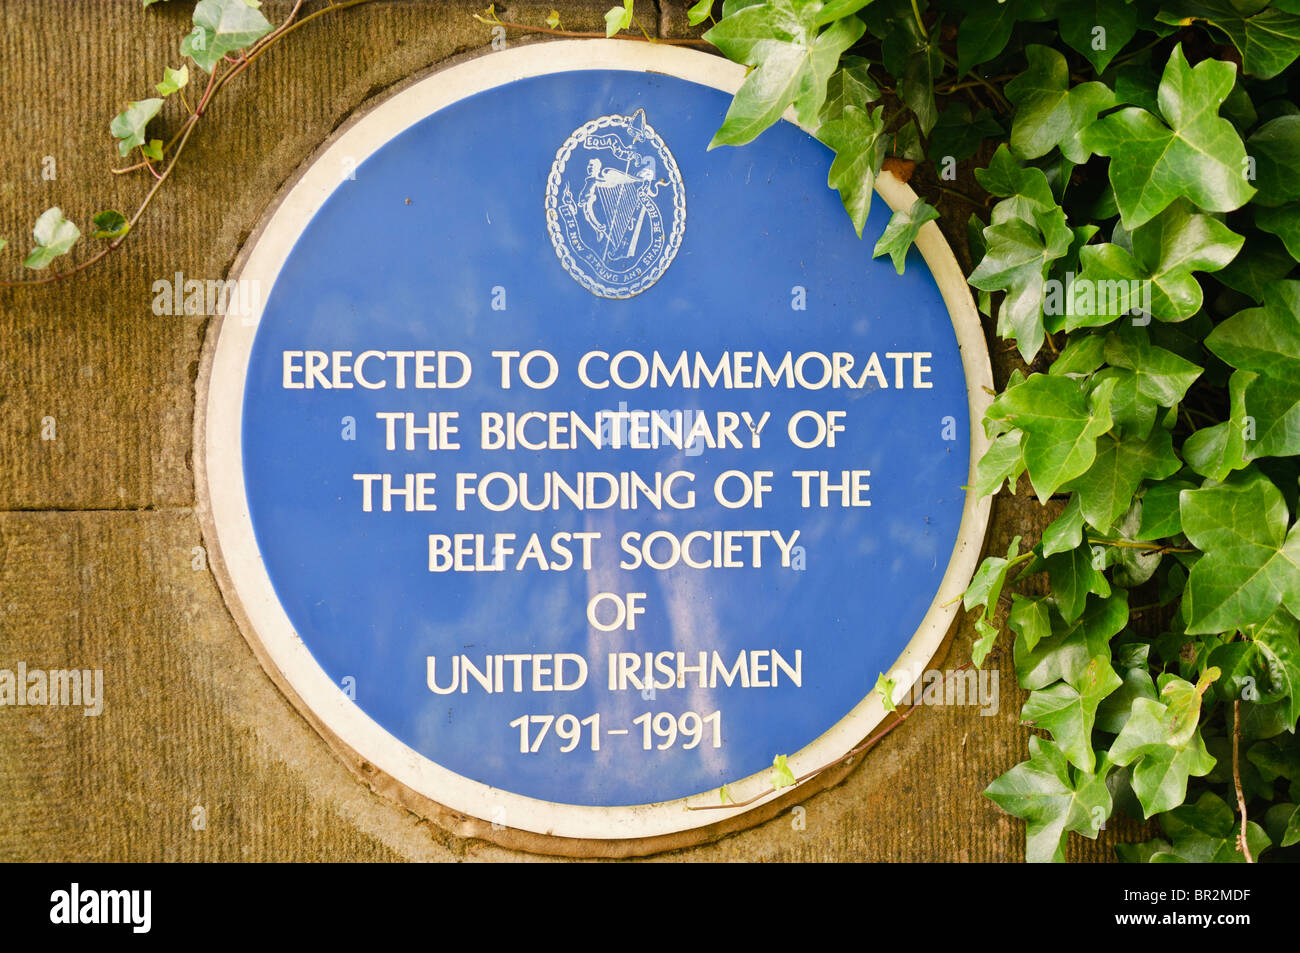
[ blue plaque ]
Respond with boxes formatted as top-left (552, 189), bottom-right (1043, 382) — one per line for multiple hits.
top-left (198, 42), bottom-right (992, 844)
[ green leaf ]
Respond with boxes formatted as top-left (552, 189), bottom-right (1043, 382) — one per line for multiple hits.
top-left (1127, 200), bottom-right (1244, 321)
top-left (1021, 654), bottom-right (1123, 772)
top-left (1083, 44), bottom-right (1256, 229)
top-left (1064, 428), bottom-right (1182, 533)
top-left (1096, 643), bottom-right (1159, 734)
top-left (964, 536), bottom-right (1024, 616)
top-left (1105, 323), bottom-right (1204, 423)
top-left (546, 8), bottom-right (561, 29)
top-left (1246, 115), bottom-right (1300, 207)
top-left (706, 2), bottom-right (865, 147)
top-left (1008, 595), bottom-right (1053, 654)
top-left (22, 207), bottom-right (80, 270)
top-left (1005, 45), bottom-right (1116, 163)
top-left (1042, 494), bottom-right (1084, 557)
top-left (1156, 791), bottom-right (1269, 861)
top-left (181, 0), bottom-right (272, 73)
top-left (818, 56), bottom-right (880, 124)
top-left (817, 105), bottom-right (887, 237)
top-left (873, 198), bottom-right (938, 274)
top-left (155, 64), bottom-right (189, 96)
top-left (986, 374), bottom-right (1116, 502)
top-left (90, 210), bottom-right (129, 240)
top-left (970, 216), bottom-right (1072, 361)
top-left (109, 98), bottom-right (164, 158)
top-left (875, 671), bottom-right (897, 712)
top-left (972, 616), bottom-right (1001, 669)
top-left (605, 0), bottom-right (633, 36)
top-left (1255, 203), bottom-right (1300, 260)
top-left (687, 0), bottom-right (713, 26)
top-left (974, 431), bottom-right (1026, 497)
top-left (985, 736), bottom-right (1113, 863)
top-left (1157, 1), bottom-right (1300, 80)
top-left (1180, 470), bottom-right (1300, 634)
top-left (1182, 369), bottom-right (1254, 481)
top-left (1252, 610), bottom-right (1300, 730)
top-left (770, 753), bottom-right (796, 789)
top-left (1058, 0), bottom-right (1138, 73)
top-left (928, 103), bottom-right (1001, 164)
top-left (957, 0), bottom-right (1026, 75)
top-left (1046, 543), bottom-right (1113, 623)
top-left (876, 3), bottom-right (941, 135)
top-left (1136, 479), bottom-right (1196, 540)
top-left (1015, 592), bottom-right (1128, 689)
top-left (1109, 676), bottom-right (1218, 817)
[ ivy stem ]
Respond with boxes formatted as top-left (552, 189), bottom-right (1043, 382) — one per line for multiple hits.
top-left (1086, 535), bottom-right (1194, 554)
top-left (909, 0), bottom-right (927, 39)
top-left (1233, 699), bottom-right (1254, 862)
top-left (938, 50), bottom-right (1011, 111)
top-left (2, 0), bottom-right (338, 287)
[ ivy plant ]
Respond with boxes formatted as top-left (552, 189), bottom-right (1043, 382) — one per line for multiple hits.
top-left (676, 0), bottom-right (1300, 863)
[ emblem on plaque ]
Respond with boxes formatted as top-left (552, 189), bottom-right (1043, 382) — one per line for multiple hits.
top-left (546, 108), bottom-right (686, 298)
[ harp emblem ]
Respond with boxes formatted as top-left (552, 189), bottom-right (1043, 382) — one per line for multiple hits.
top-left (546, 108), bottom-right (686, 299)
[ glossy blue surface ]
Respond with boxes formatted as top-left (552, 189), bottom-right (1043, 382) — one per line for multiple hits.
top-left (241, 69), bottom-right (970, 806)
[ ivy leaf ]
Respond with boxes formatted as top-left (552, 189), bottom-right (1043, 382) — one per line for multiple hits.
top-left (706, 2), bottom-right (866, 147)
top-left (1083, 44), bottom-right (1256, 229)
top-left (1015, 592), bottom-right (1128, 689)
top-left (1042, 494), bottom-right (1084, 557)
top-left (818, 56), bottom-right (880, 123)
top-left (817, 105), bottom-right (887, 237)
top-left (957, 0), bottom-right (1026, 75)
top-left (1157, 1), bottom-right (1300, 80)
top-left (1046, 543), bottom-right (1113, 623)
top-left (1155, 791), bottom-right (1270, 861)
top-left (1109, 675), bottom-right (1218, 817)
top-left (155, 65), bottom-right (189, 96)
top-left (984, 736), bottom-right (1113, 863)
top-left (972, 617), bottom-right (1001, 669)
top-left (1064, 428), bottom-right (1182, 533)
top-left (546, 8), bottom-right (561, 29)
top-left (109, 98), bottom-right (163, 157)
top-left (969, 216), bottom-right (1072, 361)
top-left (769, 753), bottom-right (797, 789)
top-left (1182, 369), bottom-right (1254, 481)
top-left (1021, 655), bottom-right (1123, 772)
top-left (1105, 323), bottom-right (1204, 430)
top-left (1245, 115), bottom-right (1300, 207)
top-left (22, 207), bottom-right (80, 270)
top-left (927, 102), bottom-right (1002, 164)
top-left (1008, 595), bottom-right (1053, 654)
top-left (90, 210), bottom-right (129, 240)
top-left (1252, 610), bottom-right (1300, 730)
top-left (964, 536), bottom-right (1023, 616)
top-left (1180, 470), bottom-right (1300, 634)
top-left (875, 672), bottom-right (897, 712)
top-left (687, 0), bottom-right (713, 26)
top-left (986, 374), bottom-right (1116, 502)
top-left (181, 0), bottom-right (272, 73)
top-left (1058, 0), bottom-right (1138, 73)
top-left (604, 0), bottom-right (633, 36)
top-left (876, 4), bottom-right (941, 135)
top-left (1096, 643), bottom-right (1159, 734)
top-left (1126, 200), bottom-right (1244, 321)
top-left (1005, 45), bottom-right (1116, 163)
top-left (1255, 203), bottom-right (1300, 260)
top-left (873, 198), bottom-right (938, 274)
top-left (1136, 479), bottom-right (1197, 540)
top-left (974, 431), bottom-right (1026, 497)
